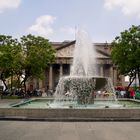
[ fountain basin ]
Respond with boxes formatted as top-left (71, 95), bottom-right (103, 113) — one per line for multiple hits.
top-left (0, 98), bottom-right (140, 121)
top-left (11, 98), bottom-right (140, 108)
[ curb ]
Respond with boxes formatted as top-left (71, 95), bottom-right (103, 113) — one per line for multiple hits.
top-left (0, 116), bottom-right (140, 122)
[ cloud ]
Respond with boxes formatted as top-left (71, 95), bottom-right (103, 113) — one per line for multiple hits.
top-left (28, 15), bottom-right (56, 37)
top-left (0, 0), bottom-right (21, 13)
top-left (27, 16), bottom-right (76, 40)
top-left (60, 26), bottom-right (75, 35)
top-left (104, 0), bottom-right (140, 17)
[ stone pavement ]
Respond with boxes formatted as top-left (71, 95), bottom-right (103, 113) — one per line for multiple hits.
top-left (0, 121), bottom-right (140, 140)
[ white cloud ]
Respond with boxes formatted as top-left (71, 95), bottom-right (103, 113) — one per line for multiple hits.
top-left (0, 0), bottom-right (21, 13)
top-left (28, 15), bottom-right (56, 37)
top-left (60, 26), bottom-right (75, 35)
top-left (104, 0), bottom-right (140, 17)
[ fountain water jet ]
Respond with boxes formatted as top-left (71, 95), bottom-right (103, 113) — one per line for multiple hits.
top-left (54, 30), bottom-right (115, 105)
top-left (71, 30), bottom-right (97, 76)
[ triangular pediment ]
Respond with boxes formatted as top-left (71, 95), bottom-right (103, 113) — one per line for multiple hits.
top-left (55, 41), bottom-right (110, 58)
top-left (56, 43), bottom-right (75, 57)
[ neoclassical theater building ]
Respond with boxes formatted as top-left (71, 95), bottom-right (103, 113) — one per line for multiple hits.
top-left (27, 41), bottom-right (125, 91)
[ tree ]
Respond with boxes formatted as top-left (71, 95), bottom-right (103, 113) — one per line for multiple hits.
top-left (111, 25), bottom-right (140, 88)
top-left (20, 34), bottom-right (55, 91)
top-left (0, 35), bottom-right (23, 91)
top-left (0, 34), bottom-right (55, 93)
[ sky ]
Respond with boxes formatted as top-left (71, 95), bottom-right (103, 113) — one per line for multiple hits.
top-left (0, 0), bottom-right (140, 43)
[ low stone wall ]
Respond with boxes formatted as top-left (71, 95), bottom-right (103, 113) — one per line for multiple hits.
top-left (0, 108), bottom-right (140, 121)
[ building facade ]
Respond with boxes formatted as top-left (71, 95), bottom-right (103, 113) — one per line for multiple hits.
top-left (27, 41), bottom-right (125, 91)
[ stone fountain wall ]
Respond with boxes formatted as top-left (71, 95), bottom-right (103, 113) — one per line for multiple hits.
top-left (0, 108), bottom-right (140, 121)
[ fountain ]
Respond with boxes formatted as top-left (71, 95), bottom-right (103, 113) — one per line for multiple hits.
top-left (1, 30), bottom-right (140, 121)
top-left (53, 30), bottom-right (115, 106)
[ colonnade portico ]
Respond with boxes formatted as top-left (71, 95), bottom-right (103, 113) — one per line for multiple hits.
top-left (48, 62), bottom-right (70, 90)
top-left (47, 63), bottom-right (120, 90)
top-left (27, 41), bottom-right (125, 91)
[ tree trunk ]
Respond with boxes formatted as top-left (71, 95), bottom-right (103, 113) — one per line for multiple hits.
top-left (10, 75), bottom-right (13, 93)
top-left (127, 76), bottom-right (135, 91)
top-left (0, 73), bottom-right (8, 91)
top-left (20, 75), bottom-right (28, 92)
top-left (138, 71), bottom-right (140, 87)
top-left (2, 79), bottom-right (8, 91)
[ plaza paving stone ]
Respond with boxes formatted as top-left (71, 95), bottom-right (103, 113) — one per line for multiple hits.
top-left (0, 121), bottom-right (140, 140)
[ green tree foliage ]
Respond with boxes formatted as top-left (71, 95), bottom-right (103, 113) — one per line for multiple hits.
top-left (111, 25), bottom-right (140, 87)
top-left (0, 35), bottom-right (22, 90)
top-left (0, 34), bottom-right (55, 92)
top-left (20, 34), bottom-right (55, 90)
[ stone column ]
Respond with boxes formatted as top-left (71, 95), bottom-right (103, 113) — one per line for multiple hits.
top-left (110, 65), bottom-right (114, 82)
top-left (60, 64), bottom-right (63, 77)
top-left (49, 65), bottom-right (53, 90)
top-left (113, 68), bottom-right (117, 85)
top-left (121, 75), bottom-right (125, 86)
top-left (100, 65), bottom-right (104, 77)
top-left (36, 78), bottom-right (39, 89)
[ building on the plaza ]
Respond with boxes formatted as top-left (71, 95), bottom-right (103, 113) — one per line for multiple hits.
top-left (26, 40), bottom-right (125, 92)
